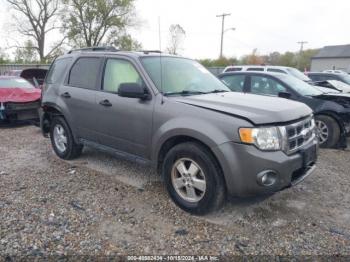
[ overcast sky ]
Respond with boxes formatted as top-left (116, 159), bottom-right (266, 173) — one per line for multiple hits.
top-left (1, 0), bottom-right (349, 59)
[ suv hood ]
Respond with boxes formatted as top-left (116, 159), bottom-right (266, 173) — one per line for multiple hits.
top-left (174, 92), bottom-right (312, 125)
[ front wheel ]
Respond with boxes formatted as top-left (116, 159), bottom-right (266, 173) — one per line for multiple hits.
top-left (50, 117), bottom-right (83, 160)
top-left (315, 115), bottom-right (340, 148)
top-left (162, 142), bottom-right (226, 215)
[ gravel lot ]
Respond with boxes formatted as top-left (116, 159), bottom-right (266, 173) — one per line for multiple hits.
top-left (0, 125), bottom-right (350, 258)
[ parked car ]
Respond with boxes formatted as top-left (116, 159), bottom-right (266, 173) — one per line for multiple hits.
top-left (0, 76), bottom-right (41, 123)
top-left (223, 65), bottom-right (312, 82)
top-left (41, 47), bottom-right (317, 214)
top-left (323, 70), bottom-right (348, 74)
top-left (307, 72), bottom-right (350, 85)
top-left (218, 71), bottom-right (350, 149)
top-left (312, 80), bottom-right (350, 93)
top-left (4, 68), bottom-right (48, 87)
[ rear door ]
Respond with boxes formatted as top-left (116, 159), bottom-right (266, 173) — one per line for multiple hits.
top-left (58, 56), bottom-right (102, 142)
top-left (95, 57), bottom-right (154, 158)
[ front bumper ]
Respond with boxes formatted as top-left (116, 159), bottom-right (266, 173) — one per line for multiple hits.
top-left (212, 139), bottom-right (318, 197)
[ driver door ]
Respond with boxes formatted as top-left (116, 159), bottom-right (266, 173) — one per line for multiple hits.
top-left (95, 58), bottom-right (154, 158)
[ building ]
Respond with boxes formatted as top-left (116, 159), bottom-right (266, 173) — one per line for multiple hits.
top-left (311, 44), bottom-right (350, 72)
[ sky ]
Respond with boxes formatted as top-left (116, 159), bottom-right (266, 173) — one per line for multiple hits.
top-left (1, 0), bottom-right (350, 59)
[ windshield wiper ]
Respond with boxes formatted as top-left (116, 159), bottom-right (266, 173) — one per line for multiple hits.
top-left (164, 90), bottom-right (207, 96)
top-left (205, 89), bottom-right (229, 94)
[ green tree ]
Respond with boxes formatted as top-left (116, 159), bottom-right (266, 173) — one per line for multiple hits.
top-left (0, 48), bottom-right (10, 64)
top-left (14, 40), bottom-right (38, 63)
top-left (62, 0), bottom-right (136, 47)
top-left (197, 57), bottom-right (238, 67)
top-left (113, 34), bottom-right (142, 51)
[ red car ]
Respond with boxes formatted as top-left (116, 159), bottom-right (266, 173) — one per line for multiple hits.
top-left (0, 76), bottom-right (41, 123)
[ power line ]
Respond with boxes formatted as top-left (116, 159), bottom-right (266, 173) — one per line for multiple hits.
top-left (217, 13), bottom-right (231, 58)
top-left (297, 41), bottom-right (308, 52)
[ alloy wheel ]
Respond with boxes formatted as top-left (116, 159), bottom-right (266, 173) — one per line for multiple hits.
top-left (53, 124), bottom-right (68, 153)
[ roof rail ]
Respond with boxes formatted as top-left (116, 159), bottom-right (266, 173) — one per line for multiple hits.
top-left (67, 46), bottom-right (119, 54)
top-left (141, 50), bottom-right (162, 54)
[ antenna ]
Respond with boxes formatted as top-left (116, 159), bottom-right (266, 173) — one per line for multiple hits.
top-left (158, 16), bottom-right (164, 104)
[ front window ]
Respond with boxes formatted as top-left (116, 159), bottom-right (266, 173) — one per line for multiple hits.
top-left (250, 76), bottom-right (286, 96)
top-left (0, 78), bottom-right (33, 89)
top-left (286, 68), bottom-right (311, 81)
top-left (278, 75), bottom-right (323, 96)
top-left (140, 57), bottom-right (230, 95)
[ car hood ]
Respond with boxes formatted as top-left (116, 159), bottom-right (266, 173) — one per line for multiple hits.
top-left (0, 87), bottom-right (41, 103)
top-left (313, 92), bottom-right (350, 108)
top-left (174, 92), bottom-right (312, 125)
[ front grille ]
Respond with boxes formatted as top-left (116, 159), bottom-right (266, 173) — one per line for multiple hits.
top-left (5, 101), bottom-right (40, 110)
top-left (283, 116), bottom-right (316, 154)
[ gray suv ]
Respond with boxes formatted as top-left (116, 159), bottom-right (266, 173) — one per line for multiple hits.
top-left (41, 47), bottom-right (318, 214)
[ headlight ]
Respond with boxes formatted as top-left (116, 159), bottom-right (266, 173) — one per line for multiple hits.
top-left (239, 127), bottom-right (282, 151)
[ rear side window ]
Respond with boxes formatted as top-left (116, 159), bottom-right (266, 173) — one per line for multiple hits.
top-left (220, 75), bottom-right (245, 92)
top-left (226, 67), bottom-right (242, 72)
top-left (46, 58), bottom-right (72, 84)
top-left (247, 68), bottom-right (264, 71)
top-left (68, 57), bottom-right (101, 89)
top-left (267, 68), bottom-right (286, 74)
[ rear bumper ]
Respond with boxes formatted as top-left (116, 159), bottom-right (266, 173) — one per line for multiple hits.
top-left (212, 139), bottom-right (318, 197)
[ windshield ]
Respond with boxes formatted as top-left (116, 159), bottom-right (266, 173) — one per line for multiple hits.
top-left (328, 80), bottom-right (350, 92)
top-left (286, 68), bottom-right (311, 81)
top-left (0, 78), bottom-right (33, 89)
top-left (278, 75), bottom-right (323, 96)
top-left (140, 57), bottom-right (230, 95)
top-left (339, 74), bottom-right (350, 85)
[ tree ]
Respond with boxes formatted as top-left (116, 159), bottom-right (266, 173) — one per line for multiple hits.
top-left (113, 34), bottom-right (142, 51)
top-left (62, 0), bottom-right (136, 47)
top-left (6, 0), bottom-right (63, 62)
top-left (240, 49), bottom-right (264, 65)
top-left (198, 57), bottom-right (238, 67)
top-left (166, 24), bottom-right (186, 55)
top-left (14, 40), bottom-right (38, 63)
top-left (0, 48), bottom-right (10, 64)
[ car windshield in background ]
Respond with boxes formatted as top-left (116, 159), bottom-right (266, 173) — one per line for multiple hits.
top-left (141, 57), bottom-right (230, 95)
top-left (286, 68), bottom-right (311, 81)
top-left (278, 75), bottom-right (323, 96)
top-left (339, 74), bottom-right (350, 85)
top-left (0, 78), bottom-right (33, 89)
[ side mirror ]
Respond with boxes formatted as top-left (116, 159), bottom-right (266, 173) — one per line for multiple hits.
top-left (278, 92), bottom-right (292, 99)
top-left (118, 83), bottom-right (149, 99)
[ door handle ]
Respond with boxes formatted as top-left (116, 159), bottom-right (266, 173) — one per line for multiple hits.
top-left (99, 99), bottom-right (112, 107)
top-left (61, 92), bottom-right (71, 98)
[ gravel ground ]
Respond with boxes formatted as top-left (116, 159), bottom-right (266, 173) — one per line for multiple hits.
top-left (0, 125), bottom-right (350, 258)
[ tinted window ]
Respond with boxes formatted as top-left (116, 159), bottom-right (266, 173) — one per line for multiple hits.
top-left (220, 75), bottom-right (245, 92)
top-left (247, 68), bottom-right (264, 71)
top-left (69, 57), bottom-right (100, 89)
top-left (46, 58), bottom-right (72, 84)
top-left (103, 59), bottom-right (143, 93)
top-left (226, 67), bottom-right (242, 72)
top-left (250, 76), bottom-right (286, 96)
top-left (267, 68), bottom-right (286, 74)
top-left (308, 74), bottom-right (322, 82)
top-left (278, 75), bottom-right (322, 96)
top-left (0, 78), bottom-right (33, 88)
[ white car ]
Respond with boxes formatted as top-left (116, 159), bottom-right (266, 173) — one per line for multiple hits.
top-left (323, 70), bottom-right (348, 74)
top-left (223, 65), bottom-right (311, 82)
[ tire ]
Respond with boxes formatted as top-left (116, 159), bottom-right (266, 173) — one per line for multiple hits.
top-left (162, 142), bottom-right (226, 215)
top-left (315, 115), bottom-right (340, 148)
top-left (50, 116), bottom-right (83, 160)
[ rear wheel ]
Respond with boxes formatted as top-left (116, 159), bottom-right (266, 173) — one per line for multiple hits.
top-left (315, 115), bottom-right (340, 148)
top-left (163, 142), bottom-right (226, 215)
top-left (50, 117), bottom-right (83, 160)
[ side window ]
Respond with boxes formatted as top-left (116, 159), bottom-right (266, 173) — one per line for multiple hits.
top-left (247, 68), bottom-right (264, 71)
top-left (221, 75), bottom-right (245, 92)
top-left (68, 57), bottom-right (100, 89)
top-left (103, 59), bottom-right (143, 93)
top-left (309, 75), bottom-right (321, 82)
top-left (46, 58), bottom-right (72, 84)
top-left (226, 67), bottom-right (242, 72)
top-left (267, 68), bottom-right (287, 74)
top-left (250, 76), bottom-right (286, 96)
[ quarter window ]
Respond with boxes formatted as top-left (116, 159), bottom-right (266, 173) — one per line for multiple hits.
top-left (68, 57), bottom-right (100, 89)
top-left (267, 68), bottom-right (286, 74)
top-left (250, 76), bottom-right (286, 96)
top-left (103, 59), bottom-right (143, 93)
top-left (247, 68), bottom-right (264, 71)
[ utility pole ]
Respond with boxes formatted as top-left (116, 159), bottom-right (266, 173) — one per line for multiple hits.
top-left (297, 41), bottom-right (308, 52)
top-left (217, 13), bottom-right (231, 58)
